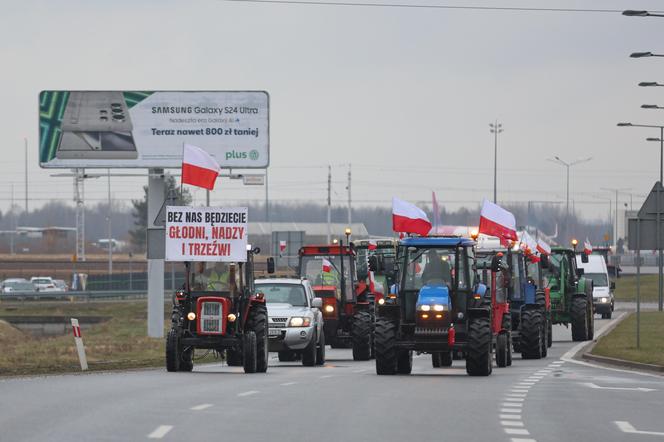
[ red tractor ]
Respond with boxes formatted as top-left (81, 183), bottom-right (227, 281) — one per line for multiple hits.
top-left (477, 252), bottom-right (512, 367)
top-left (298, 243), bottom-right (374, 360)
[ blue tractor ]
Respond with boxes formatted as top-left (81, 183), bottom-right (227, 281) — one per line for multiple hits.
top-left (374, 237), bottom-right (494, 376)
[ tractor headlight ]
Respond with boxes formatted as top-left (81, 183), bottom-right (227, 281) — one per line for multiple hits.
top-left (418, 305), bottom-right (431, 311)
top-left (378, 298), bottom-right (385, 305)
top-left (187, 312), bottom-right (196, 321)
top-left (433, 304), bottom-right (446, 312)
top-left (227, 313), bottom-right (237, 322)
top-left (324, 305), bottom-right (335, 313)
top-left (288, 317), bottom-right (311, 327)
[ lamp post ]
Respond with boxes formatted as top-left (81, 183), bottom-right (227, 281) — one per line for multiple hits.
top-left (344, 227), bottom-right (352, 244)
top-left (600, 187), bottom-right (631, 250)
top-left (618, 122), bottom-right (664, 311)
top-left (630, 52), bottom-right (664, 58)
top-left (639, 82), bottom-right (664, 87)
top-left (623, 10), bottom-right (664, 18)
top-left (489, 121), bottom-right (503, 203)
top-left (546, 156), bottom-right (592, 244)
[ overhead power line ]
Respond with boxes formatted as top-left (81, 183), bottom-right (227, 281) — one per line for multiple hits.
top-left (221, 0), bottom-right (657, 14)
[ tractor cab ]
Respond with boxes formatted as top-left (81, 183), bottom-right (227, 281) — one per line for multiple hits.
top-left (353, 239), bottom-right (398, 300)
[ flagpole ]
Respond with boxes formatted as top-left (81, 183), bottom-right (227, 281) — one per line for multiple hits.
top-left (180, 143), bottom-right (184, 197)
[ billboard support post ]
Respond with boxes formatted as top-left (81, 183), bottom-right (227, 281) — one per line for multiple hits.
top-left (147, 168), bottom-right (165, 338)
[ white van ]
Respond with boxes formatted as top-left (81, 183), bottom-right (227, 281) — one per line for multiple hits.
top-left (576, 254), bottom-right (614, 319)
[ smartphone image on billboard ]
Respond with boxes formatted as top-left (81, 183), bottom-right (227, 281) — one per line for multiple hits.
top-left (56, 91), bottom-right (138, 160)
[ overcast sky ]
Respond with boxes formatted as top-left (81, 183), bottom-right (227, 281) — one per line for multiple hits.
top-left (1, 0), bottom-right (663, 222)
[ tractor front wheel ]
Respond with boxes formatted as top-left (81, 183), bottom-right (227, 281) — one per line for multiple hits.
top-left (352, 310), bottom-right (373, 361)
top-left (375, 318), bottom-right (398, 375)
top-left (571, 297), bottom-right (590, 341)
top-left (520, 310), bottom-right (544, 359)
top-left (247, 305), bottom-right (269, 373)
top-left (466, 316), bottom-right (493, 376)
top-left (242, 331), bottom-right (257, 373)
top-left (496, 333), bottom-right (509, 368)
top-left (166, 329), bottom-right (180, 372)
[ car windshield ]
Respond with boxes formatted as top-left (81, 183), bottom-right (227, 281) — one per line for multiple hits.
top-left (586, 273), bottom-right (608, 287)
top-left (32, 279), bottom-right (51, 284)
top-left (402, 246), bottom-right (466, 290)
top-left (7, 282), bottom-right (34, 290)
top-left (257, 284), bottom-right (307, 306)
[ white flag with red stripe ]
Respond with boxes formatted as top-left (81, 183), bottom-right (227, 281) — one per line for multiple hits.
top-left (584, 238), bottom-right (593, 255)
top-left (279, 240), bottom-right (287, 253)
top-left (392, 197), bottom-right (432, 236)
top-left (537, 238), bottom-right (552, 256)
top-left (367, 240), bottom-right (377, 251)
top-left (181, 143), bottom-right (221, 190)
top-left (322, 258), bottom-right (332, 273)
top-left (478, 199), bottom-right (518, 245)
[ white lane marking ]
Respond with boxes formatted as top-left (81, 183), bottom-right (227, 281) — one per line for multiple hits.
top-left (516, 384), bottom-right (534, 387)
top-left (582, 382), bottom-right (656, 392)
top-left (500, 414), bottom-right (522, 420)
top-left (148, 425), bottom-right (173, 439)
top-left (280, 382), bottom-right (297, 386)
top-left (320, 375), bottom-right (334, 379)
top-left (190, 404), bottom-right (213, 411)
top-left (505, 398), bottom-right (525, 402)
top-left (501, 421), bottom-right (525, 427)
top-left (237, 390), bottom-right (259, 397)
top-left (501, 408), bottom-right (522, 413)
top-left (511, 389), bottom-right (530, 393)
top-left (510, 439), bottom-right (537, 442)
top-left (502, 403), bottom-right (523, 408)
top-left (504, 428), bottom-right (530, 435)
top-left (615, 421), bottom-right (664, 436)
top-left (506, 393), bottom-right (527, 398)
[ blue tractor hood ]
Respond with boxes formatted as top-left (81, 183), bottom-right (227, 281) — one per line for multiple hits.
top-left (416, 284), bottom-right (452, 310)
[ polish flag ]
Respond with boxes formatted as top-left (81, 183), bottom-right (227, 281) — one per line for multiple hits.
top-left (584, 238), bottom-right (593, 255)
top-left (478, 199), bottom-right (518, 246)
top-left (367, 240), bottom-right (377, 251)
top-left (520, 231), bottom-right (538, 257)
top-left (322, 258), bottom-right (332, 273)
top-left (392, 197), bottom-right (432, 236)
top-left (279, 240), bottom-right (287, 253)
top-left (537, 239), bottom-right (551, 256)
top-left (181, 143), bottom-right (221, 190)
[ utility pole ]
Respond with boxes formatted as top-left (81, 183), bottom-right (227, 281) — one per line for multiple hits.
top-left (489, 121), bottom-right (503, 203)
top-left (107, 170), bottom-right (113, 287)
top-left (24, 138), bottom-right (28, 214)
top-left (74, 169), bottom-right (86, 261)
top-left (9, 184), bottom-right (14, 255)
top-left (327, 165), bottom-right (331, 244)
top-left (265, 168), bottom-right (269, 222)
top-left (347, 163), bottom-right (351, 232)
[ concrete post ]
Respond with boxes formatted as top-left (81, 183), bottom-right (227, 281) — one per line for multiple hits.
top-left (147, 169), bottom-right (165, 338)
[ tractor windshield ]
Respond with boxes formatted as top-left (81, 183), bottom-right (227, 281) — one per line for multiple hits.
top-left (356, 246), bottom-right (396, 292)
top-left (300, 255), bottom-right (353, 300)
top-left (189, 261), bottom-right (240, 295)
top-left (402, 247), bottom-right (468, 291)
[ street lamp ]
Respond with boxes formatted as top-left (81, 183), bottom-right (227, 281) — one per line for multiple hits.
top-left (639, 82), bottom-right (664, 87)
top-left (546, 156), bottom-right (592, 244)
top-left (642, 104), bottom-right (664, 110)
top-left (489, 121), bottom-right (503, 204)
top-left (630, 52), bottom-right (664, 58)
top-left (623, 10), bottom-right (664, 17)
top-left (617, 122), bottom-right (664, 183)
top-left (344, 227), bottom-right (352, 244)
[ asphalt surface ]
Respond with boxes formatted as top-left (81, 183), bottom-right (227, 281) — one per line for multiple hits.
top-left (1, 309), bottom-right (663, 442)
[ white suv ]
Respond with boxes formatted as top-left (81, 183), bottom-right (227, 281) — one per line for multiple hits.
top-left (256, 278), bottom-right (325, 366)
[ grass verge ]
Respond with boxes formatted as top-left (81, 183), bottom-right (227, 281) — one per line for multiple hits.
top-left (614, 274), bottom-right (659, 302)
top-left (0, 300), bottom-right (219, 377)
top-left (592, 311), bottom-right (664, 366)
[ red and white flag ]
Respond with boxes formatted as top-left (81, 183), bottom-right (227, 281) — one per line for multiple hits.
top-left (367, 240), bottom-right (377, 251)
top-left (478, 199), bottom-right (518, 246)
top-left (519, 231), bottom-right (538, 256)
top-left (181, 143), bottom-right (221, 190)
top-left (392, 197), bottom-right (432, 236)
top-left (279, 240), bottom-right (287, 253)
top-left (584, 238), bottom-right (593, 255)
top-left (322, 258), bottom-right (332, 273)
top-left (537, 238), bottom-right (551, 256)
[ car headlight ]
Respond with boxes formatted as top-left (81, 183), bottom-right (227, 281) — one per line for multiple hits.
top-left (288, 317), bottom-right (312, 327)
top-left (600, 297), bottom-right (608, 303)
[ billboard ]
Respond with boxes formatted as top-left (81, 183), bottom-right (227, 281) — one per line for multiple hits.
top-left (39, 91), bottom-right (269, 168)
top-left (165, 206), bottom-right (248, 262)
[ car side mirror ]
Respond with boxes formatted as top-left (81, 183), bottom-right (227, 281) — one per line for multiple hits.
top-left (312, 297), bottom-right (323, 309)
top-left (267, 257), bottom-right (275, 274)
top-left (581, 253), bottom-right (589, 264)
top-left (610, 281), bottom-right (616, 290)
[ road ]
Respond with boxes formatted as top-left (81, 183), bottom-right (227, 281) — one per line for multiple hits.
top-left (1, 310), bottom-right (663, 442)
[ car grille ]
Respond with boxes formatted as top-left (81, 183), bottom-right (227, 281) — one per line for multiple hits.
top-left (270, 317), bottom-right (288, 323)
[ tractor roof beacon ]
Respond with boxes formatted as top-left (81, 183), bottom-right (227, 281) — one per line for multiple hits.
top-left (298, 242), bottom-right (374, 361)
top-left (166, 248), bottom-right (273, 374)
top-left (374, 236), bottom-right (495, 376)
top-left (544, 247), bottom-right (595, 342)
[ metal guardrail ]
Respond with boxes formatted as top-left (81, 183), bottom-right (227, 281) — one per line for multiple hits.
top-left (0, 290), bottom-right (171, 302)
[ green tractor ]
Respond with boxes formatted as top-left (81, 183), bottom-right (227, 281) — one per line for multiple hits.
top-left (543, 246), bottom-right (594, 341)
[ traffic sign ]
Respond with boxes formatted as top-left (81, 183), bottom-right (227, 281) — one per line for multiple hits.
top-left (637, 181), bottom-right (664, 219)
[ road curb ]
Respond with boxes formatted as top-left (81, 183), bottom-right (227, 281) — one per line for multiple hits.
top-left (580, 312), bottom-right (664, 374)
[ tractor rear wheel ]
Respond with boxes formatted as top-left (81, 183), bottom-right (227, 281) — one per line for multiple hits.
top-left (316, 330), bottom-right (326, 365)
top-left (397, 350), bottom-right (412, 374)
top-left (466, 316), bottom-right (493, 376)
top-left (247, 305), bottom-right (269, 373)
top-left (166, 329), bottom-right (180, 372)
top-left (501, 314), bottom-right (513, 367)
top-left (587, 300), bottom-right (595, 340)
top-left (520, 310), bottom-right (544, 359)
top-left (180, 348), bottom-right (194, 372)
top-left (375, 318), bottom-right (398, 375)
top-left (227, 349), bottom-right (243, 366)
top-left (571, 297), bottom-right (590, 341)
top-left (352, 310), bottom-right (373, 361)
top-left (547, 319), bottom-right (553, 348)
top-left (496, 333), bottom-right (508, 368)
top-left (242, 331), bottom-right (257, 373)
